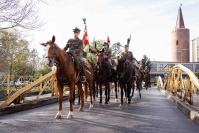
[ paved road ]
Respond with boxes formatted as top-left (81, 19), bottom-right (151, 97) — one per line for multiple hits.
top-left (0, 87), bottom-right (199, 133)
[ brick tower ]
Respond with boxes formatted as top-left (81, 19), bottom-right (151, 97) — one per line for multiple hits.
top-left (172, 6), bottom-right (190, 62)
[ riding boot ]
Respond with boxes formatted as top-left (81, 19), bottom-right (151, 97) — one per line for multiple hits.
top-left (80, 69), bottom-right (86, 83)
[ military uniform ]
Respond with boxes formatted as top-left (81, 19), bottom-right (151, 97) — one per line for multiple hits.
top-left (101, 47), bottom-right (112, 61)
top-left (63, 27), bottom-right (86, 82)
top-left (121, 51), bottom-right (134, 62)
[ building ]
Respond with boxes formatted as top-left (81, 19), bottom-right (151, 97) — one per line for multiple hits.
top-left (192, 37), bottom-right (199, 62)
top-left (172, 6), bottom-right (190, 62)
top-left (150, 61), bottom-right (199, 84)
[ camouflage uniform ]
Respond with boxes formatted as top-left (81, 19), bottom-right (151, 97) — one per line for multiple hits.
top-left (64, 38), bottom-right (85, 76)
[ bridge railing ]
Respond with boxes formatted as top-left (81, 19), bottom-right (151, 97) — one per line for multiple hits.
top-left (160, 64), bottom-right (199, 105)
top-left (0, 69), bottom-right (59, 108)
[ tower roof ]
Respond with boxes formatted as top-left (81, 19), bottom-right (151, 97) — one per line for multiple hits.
top-left (175, 6), bottom-right (185, 29)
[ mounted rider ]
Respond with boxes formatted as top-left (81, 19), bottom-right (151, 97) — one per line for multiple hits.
top-left (121, 44), bottom-right (134, 62)
top-left (63, 27), bottom-right (86, 82)
top-left (101, 42), bottom-right (112, 64)
top-left (121, 44), bottom-right (138, 80)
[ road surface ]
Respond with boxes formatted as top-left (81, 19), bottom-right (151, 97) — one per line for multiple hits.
top-left (0, 87), bottom-right (199, 133)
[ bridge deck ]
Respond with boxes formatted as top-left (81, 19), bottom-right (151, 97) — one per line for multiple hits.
top-left (0, 87), bottom-right (199, 133)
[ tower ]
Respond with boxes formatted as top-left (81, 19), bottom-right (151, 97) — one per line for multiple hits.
top-left (172, 6), bottom-right (190, 62)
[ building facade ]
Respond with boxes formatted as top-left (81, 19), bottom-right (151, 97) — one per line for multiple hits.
top-left (150, 61), bottom-right (199, 84)
top-left (172, 6), bottom-right (190, 62)
top-left (192, 37), bottom-right (199, 62)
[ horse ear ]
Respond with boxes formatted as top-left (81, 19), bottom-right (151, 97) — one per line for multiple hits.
top-left (52, 35), bottom-right (55, 43)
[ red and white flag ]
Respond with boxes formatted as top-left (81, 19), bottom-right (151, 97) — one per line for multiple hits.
top-left (107, 36), bottom-right (110, 44)
top-left (83, 31), bottom-right (89, 46)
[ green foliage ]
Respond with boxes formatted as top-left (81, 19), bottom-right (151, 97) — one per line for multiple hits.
top-left (35, 67), bottom-right (51, 76)
top-left (141, 55), bottom-right (152, 88)
top-left (84, 40), bottom-right (104, 63)
top-left (0, 30), bottom-right (39, 79)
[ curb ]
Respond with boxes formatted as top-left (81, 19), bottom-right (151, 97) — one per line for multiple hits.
top-left (159, 88), bottom-right (199, 126)
top-left (0, 96), bottom-right (68, 116)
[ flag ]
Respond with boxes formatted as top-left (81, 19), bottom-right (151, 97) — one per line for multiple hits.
top-left (83, 31), bottom-right (89, 46)
top-left (107, 36), bottom-right (110, 44)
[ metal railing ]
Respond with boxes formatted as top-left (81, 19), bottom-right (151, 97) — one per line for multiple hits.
top-left (158, 64), bottom-right (199, 105)
top-left (0, 69), bottom-right (58, 108)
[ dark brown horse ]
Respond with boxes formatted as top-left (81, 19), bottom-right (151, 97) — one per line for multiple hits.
top-left (116, 57), bottom-right (134, 105)
top-left (95, 51), bottom-right (113, 104)
top-left (41, 36), bottom-right (94, 119)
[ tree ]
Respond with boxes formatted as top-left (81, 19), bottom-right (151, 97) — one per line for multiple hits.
top-left (141, 55), bottom-right (152, 89)
top-left (0, 0), bottom-right (44, 30)
top-left (0, 30), bottom-right (39, 79)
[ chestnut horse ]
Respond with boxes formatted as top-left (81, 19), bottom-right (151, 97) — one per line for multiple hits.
top-left (41, 36), bottom-right (94, 119)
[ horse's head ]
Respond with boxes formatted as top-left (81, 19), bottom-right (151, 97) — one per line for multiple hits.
top-left (40, 35), bottom-right (59, 67)
top-left (96, 51), bottom-right (104, 65)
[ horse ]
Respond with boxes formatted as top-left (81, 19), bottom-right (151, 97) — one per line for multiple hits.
top-left (116, 57), bottom-right (134, 105)
top-left (131, 64), bottom-right (143, 99)
top-left (40, 35), bottom-right (94, 119)
top-left (95, 51), bottom-right (113, 104)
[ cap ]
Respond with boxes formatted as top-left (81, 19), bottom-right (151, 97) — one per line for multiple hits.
top-left (73, 27), bottom-right (81, 33)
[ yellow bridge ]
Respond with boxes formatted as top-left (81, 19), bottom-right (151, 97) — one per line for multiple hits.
top-left (157, 64), bottom-right (199, 104)
top-left (0, 69), bottom-right (58, 108)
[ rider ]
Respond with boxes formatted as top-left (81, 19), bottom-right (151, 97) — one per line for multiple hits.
top-left (121, 44), bottom-right (134, 62)
top-left (101, 42), bottom-right (112, 64)
top-left (100, 41), bottom-right (114, 80)
top-left (121, 44), bottom-right (137, 80)
top-left (63, 27), bottom-right (86, 82)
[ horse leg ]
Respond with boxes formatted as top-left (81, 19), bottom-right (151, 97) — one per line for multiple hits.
top-left (89, 80), bottom-right (94, 109)
top-left (131, 81), bottom-right (135, 98)
top-left (67, 82), bottom-right (75, 119)
top-left (115, 81), bottom-right (118, 102)
top-left (84, 83), bottom-right (88, 101)
top-left (96, 82), bottom-right (99, 97)
top-left (127, 82), bottom-right (132, 104)
top-left (92, 81), bottom-right (96, 101)
top-left (99, 84), bottom-right (102, 104)
top-left (77, 83), bottom-right (84, 112)
top-left (55, 82), bottom-right (63, 119)
top-left (120, 84), bottom-right (124, 105)
top-left (124, 84), bottom-right (127, 103)
top-left (139, 82), bottom-right (141, 99)
top-left (105, 84), bottom-right (108, 104)
top-left (107, 83), bottom-right (110, 103)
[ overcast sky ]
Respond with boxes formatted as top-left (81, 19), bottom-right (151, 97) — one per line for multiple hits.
top-left (28, 0), bottom-right (199, 61)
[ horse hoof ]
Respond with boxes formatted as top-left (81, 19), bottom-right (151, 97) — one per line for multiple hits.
top-left (119, 104), bottom-right (122, 107)
top-left (105, 102), bottom-right (108, 104)
top-left (89, 104), bottom-right (94, 110)
top-left (99, 101), bottom-right (102, 104)
top-left (78, 107), bottom-right (84, 112)
top-left (55, 111), bottom-right (62, 119)
top-left (67, 111), bottom-right (74, 119)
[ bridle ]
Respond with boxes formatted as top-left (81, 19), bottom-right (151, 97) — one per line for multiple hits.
top-left (46, 44), bottom-right (59, 67)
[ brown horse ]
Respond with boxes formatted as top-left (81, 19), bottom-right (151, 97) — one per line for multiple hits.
top-left (131, 64), bottom-right (143, 99)
top-left (95, 51), bottom-right (113, 104)
top-left (116, 57), bottom-right (134, 104)
top-left (40, 35), bottom-right (94, 119)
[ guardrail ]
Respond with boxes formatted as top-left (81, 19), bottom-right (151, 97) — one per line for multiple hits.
top-left (0, 69), bottom-right (58, 108)
top-left (159, 64), bottom-right (199, 105)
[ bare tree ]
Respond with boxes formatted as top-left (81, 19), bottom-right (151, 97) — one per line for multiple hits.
top-left (0, 0), bottom-right (44, 30)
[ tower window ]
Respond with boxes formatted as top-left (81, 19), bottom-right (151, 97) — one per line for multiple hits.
top-left (176, 40), bottom-right (179, 45)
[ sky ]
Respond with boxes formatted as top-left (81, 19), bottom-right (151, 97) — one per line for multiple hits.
top-left (28, 0), bottom-right (199, 61)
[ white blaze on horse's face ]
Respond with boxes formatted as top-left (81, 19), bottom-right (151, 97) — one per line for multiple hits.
top-left (46, 44), bottom-right (51, 55)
